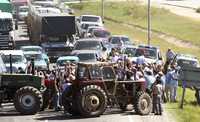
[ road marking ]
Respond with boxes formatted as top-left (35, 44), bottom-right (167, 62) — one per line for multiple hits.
top-left (128, 115), bottom-right (133, 122)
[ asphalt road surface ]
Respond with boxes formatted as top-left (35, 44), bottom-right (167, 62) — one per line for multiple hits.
top-left (0, 103), bottom-right (174, 122)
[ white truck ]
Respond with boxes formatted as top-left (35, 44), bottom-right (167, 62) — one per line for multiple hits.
top-left (0, 11), bottom-right (15, 49)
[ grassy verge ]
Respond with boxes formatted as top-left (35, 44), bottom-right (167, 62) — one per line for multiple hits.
top-left (69, 1), bottom-right (200, 47)
top-left (70, 2), bottom-right (200, 122)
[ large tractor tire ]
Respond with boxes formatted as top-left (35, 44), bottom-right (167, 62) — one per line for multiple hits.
top-left (77, 85), bottom-right (107, 117)
top-left (62, 86), bottom-right (80, 116)
top-left (134, 91), bottom-right (152, 115)
top-left (14, 86), bottom-right (43, 115)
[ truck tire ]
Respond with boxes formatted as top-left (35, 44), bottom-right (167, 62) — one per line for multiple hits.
top-left (77, 85), bottom-right (107, 117)
top-left (14, 86), bottom-right (43, 115)
top-left (134, 92), bottom-right (152, 115)
top-left (62, 86), bottom-right (80, 116)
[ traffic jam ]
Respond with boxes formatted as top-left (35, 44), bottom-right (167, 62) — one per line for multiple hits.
top-left (0, 0), bottom-right (200, 119)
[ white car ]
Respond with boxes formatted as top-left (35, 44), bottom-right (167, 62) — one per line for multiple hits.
top-left (130, 45), bottom-right (163, 64)
top-left (18, 6), bottom-right (29, 21)
top-left (0, 50), bottom-right (27, 73)
top-left (77, 15), bottom-right (104, 37)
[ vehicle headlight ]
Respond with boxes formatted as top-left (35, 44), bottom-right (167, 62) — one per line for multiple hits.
top-left (8, 42), bottom-right (13, 46)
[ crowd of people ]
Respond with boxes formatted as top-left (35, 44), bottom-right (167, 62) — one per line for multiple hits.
top-left (22, 47), bottom-right (179, 115)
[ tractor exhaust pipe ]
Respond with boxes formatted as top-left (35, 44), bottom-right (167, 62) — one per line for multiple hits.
top-left (9, 54), bottom-right (12, 74)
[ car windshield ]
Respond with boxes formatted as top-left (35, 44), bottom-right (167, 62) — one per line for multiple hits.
top-left (122, 37), bottom-right (131, 45)
top-left (134, 48), bottom-right (157, 59)
top-left (22, 48), bottom-right (42, 52)
top-left (93, 30), bottom-right (110, 38)
top-left (2, 55), bottom-right (23, 63)
top-left (75, 41), bottom-right (102, 50)
top-left (25, 54), bottom-right (43, 61)
top-left (77, 53), bottom-right (96, 61)
top-left (57, 60), bottom-right (76, 66)
top-left (82, 16), bottom-right (99, 22)
top-left (111, 37), bottom-right (121, 44)
top-left (0, 19), bottom-right (13, 32)
top-left (19, 7), bottom-right (28, 12)
top-left (124, 48), bottom-right (136, 57)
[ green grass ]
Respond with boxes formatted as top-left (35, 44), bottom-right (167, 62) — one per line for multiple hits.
top-left (70, 2), bottom-right (200, 47)
top-left (166, 87), bottom-right (200, 122)
top-left (70, 2), bottom-right (200, 122)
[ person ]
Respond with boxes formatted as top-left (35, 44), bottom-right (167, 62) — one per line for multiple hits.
top-left (165, 69), bottom-right (172, 102)
top-left (169, 64), bottom-right (179, 102)
top-left (152, 76), bottom-right (163, 115)
top-left (144, 68), bottom-right (156, 93)
top-left (166, 48), bottom-right (175, 63)
top-left (17, 67), bottom-right (25, 74)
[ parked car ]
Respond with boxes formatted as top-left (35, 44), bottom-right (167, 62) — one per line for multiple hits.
top-left (84, 26), bottom-right (104, 38)
top-left (90, 28), bottom-right (111, 41)
top-left (73, 38), bottom-right (108, 60)
top-left (130, 45), bottom-right (163, 64)
top-left (176, 54), bottom-right (199, 68)
top-left (71, 50), bottom-right (100, 62)
top-left (18, 5), bottom-right (29, 21)
top-left (56, 56), bottom-right (79, 69)
top-left (24, 51), bottom-right (48, 71)
top-left (109, 35), bottom-right (133, 52)
top-left (20, 46), bottom-right (49, 65)
top-left (77, 15), bottom-right (104, 37)
top-left (0, 50), bottom-right (27, 73)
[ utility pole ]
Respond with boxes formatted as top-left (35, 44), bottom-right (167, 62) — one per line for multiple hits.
top-left (101, 0), bottom-right (104, 21)
top-left (147, 0), bottom-right (151, 46)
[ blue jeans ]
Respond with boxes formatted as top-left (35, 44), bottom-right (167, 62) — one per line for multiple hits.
top-left (170, 86), bottom-right (177, 102)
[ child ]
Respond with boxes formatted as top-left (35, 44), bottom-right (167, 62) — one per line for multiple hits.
top-left (152, 76), bottom-right (163, 115)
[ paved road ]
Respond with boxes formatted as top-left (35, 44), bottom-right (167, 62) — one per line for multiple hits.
top-left (0, 103), bottom-right (174, 122)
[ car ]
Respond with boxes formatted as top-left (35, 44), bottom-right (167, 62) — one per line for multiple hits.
top-left (84, 26), bottom-right (104, 38)
top-left (73, 38), bottom-right (108, 60)
top-left (0, 50), bottom-right (27, 73)
top-left (18, 5), bottom-right (29, 21)
top-left (90, 28), bottom-right (111, 41)
top-left (130, 45), bottom-right (163, 64)
top-left (77, 15), bottom-right (104, 37)
top-left (109, 35), bottom-right (133, 52)
top-left (175, 54), bottom-right (199, 68)
top-left (56, 56), bottom-right (79, 69)
top-left (71, 50), bottom-right (100, 62)
top-left (24, 51), bottom-right (48, 71)
top-left (20, 46), bottom-right (49, 65)
top-left (122, 45), bottom-right (137, 57)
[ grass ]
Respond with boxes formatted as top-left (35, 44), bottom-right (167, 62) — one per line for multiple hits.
top-left (166, 87), bottom-right (200, 122)
top-left (69, 1), bottom-right (200, 47)
top-left (70, 2), bottom-right (200, 122)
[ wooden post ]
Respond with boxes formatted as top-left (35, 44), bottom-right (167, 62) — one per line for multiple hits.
top-left (180, 87), bottom-right (186, 109)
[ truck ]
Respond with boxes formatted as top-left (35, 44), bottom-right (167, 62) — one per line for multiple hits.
top-left (27, 6), bottom-right (76, 62)
top-left (0, 0), bottom-right (12, 13)
top-left (0, 11), bottom-right (15, 49)
top-left (0, 54), bottom-right (44, 115)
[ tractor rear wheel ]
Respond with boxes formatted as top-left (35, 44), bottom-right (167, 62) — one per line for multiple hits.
top-left (134, 91), bottom-right (152, 115)
top-left (77, 85), bottom-right (107, 117)
top-left (14, 86), bottom-right (43, 115)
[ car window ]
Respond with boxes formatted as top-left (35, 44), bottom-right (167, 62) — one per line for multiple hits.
top-left (122, 37), bottom-right (131, 45)
top-left (77, 65), bottom-right (89, 78)
top-left (93, 30), bottom-right (110, 38)
top-left (111, 37), bottom-right (121, 44)
top-left (75, 41), bottom-right (102, 50)
top-left (90, 65), bottom-right (102, 78)
top-left (125, 48), bottom-right (136, 57)
top-left (134, 48), bottom-right (157, 59)
top-left (82, 16), bottom-right (99, 22)
top-left (2, 55), bottom-right (23, 63)
top-left (102, 67), bottom-right (115, 80)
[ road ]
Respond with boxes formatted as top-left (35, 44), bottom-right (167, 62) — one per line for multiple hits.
top-left (0, 103), bottom-right (174, 122)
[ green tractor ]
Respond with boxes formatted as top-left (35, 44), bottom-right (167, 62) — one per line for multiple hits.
top-left (0, 55), bottom-right (43, 115)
